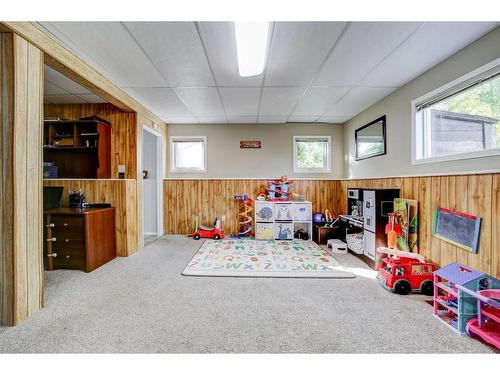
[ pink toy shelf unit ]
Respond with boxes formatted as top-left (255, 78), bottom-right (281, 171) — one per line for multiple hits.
top-left (433, 263), bottom-right (499, 337)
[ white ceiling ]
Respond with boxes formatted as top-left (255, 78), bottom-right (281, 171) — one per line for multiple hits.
top-left (39, 21), bottom-right (499, 124)
top-left (44, 65), bottom-right (107, 104)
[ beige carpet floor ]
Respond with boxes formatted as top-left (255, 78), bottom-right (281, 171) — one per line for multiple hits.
top-left (0, 235), bottom-right (495, 353)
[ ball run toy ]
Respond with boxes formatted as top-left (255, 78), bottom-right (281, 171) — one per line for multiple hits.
top-left (192, 216), bottom-right (224, 240)
top-left (267, 175), bottom-right (294, 201)
top-left (465, 288), bottom-right (500, 350)
top-left (234, 195), bottom-right (253, 238)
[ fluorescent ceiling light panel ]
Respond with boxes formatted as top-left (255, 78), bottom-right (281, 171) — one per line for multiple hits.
top-left (234, 22), bottom-right (270, 77)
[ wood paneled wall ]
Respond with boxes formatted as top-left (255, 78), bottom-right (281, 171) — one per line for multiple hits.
top-left (164, 174), bottom-right (499, 278)
top-left (337, 174), bottom-right (500, 278)
top-left (163, 179), bottom-right (338, 236)
top-left (1, 33), bottom-right (44, 325)
top-left (43, 103), bottom-right (137, 179)
top-left (43, 179), bottom-right (139, 257)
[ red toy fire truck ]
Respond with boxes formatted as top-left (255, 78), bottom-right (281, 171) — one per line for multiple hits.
top-left (377, 248), bottom-right (436, 295)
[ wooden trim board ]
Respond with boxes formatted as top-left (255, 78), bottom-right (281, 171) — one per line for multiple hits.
top-left (1, 33), bottom-right (44, 325)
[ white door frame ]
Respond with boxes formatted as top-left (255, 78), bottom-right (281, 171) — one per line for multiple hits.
top-left (142, 125), bottom-right (164, 237)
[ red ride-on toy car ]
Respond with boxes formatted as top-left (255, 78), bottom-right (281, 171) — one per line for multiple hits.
top-left (377, 249), bottom-right (436, 295)
top-left (192, 216), bottom-right (224, 240)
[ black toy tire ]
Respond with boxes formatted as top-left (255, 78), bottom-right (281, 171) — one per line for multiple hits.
top-left (420, 280), bottom-right (434, 296)
top-left (394, 280), bottom-right (412, 295)
top-left (194, 234), bottom-right (201, 240)
top-left (214, 234), bottom-right (220, 240)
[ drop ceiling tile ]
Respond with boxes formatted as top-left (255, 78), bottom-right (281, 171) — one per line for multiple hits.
top-left (77, 93), bottom-right (108, 103)
top-left (314, 22), bottom-right (422, 86)
top-left (127, 87), bottom-right (192, 118)
top-left (227, 116), bottom-right (258, 123)
top-left (44, 95), bottom-right (87, 104)
top-left (161, 116), bottom-right (198, 124)
top-left (317, 115), bottom-right (352, 124)
top-left (360, 22), bottom-right (499, 87)
top-left (257, 115), bottom-right (289, 123)
top-left (44, 81), bottom-right (68, 95)
top-left (219, 87), bottom-right (261, 116)
top-left (40, 22), bottom-right (167, 87)
top-left (44, 66), bottom-right (93, 95)
top-left (265, 22), bottom-right (346, 86)
top-left (291, 86), bottom-right (350, 116)
top-left (324, 87), bottom-right (396, 117)
top-left (175, 87), bottom-right (225, 117)
top-left (287, 115), bottom-right (319, 123)
top-left (197, 22), bottom-right (265, 86)
top-left (196, 116), bottom-right (227, 124)
top-left (259, 87), bottom-right (305, 116)
top-left (124, 22), bottom-right (215, 87)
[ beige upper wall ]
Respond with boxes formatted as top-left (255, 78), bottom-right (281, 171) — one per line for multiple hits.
top-left (344, 26), bottom-right (500, 178)
top-left (166, 123), bottom-right (344, 179)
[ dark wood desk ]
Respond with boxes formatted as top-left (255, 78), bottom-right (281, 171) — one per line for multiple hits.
top-left (44, 207), bottom-right (116, 272)
top-left (313, 224), bottom-right (341, 244)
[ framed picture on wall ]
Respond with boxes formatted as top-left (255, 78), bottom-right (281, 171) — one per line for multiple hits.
top-left (355, 115), bottom-right (387, 160)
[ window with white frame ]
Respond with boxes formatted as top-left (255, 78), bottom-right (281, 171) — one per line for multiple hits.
top-left (412, 59), bottom-right (500, 164)
top-left (293, 136), bottom-right (331, 173)
top-left (170, 136), bottom-right (206, 172)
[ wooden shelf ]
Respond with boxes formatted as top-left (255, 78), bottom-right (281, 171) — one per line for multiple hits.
top-left (43, 119), bottom-right (111, 178)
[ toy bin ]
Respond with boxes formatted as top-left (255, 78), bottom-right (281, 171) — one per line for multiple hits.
top-left (293, 203), bottom-right (311, 222)
top-left (274, 203), bottom-right (293, 221)
top-left (254, 201), bottom-right (274, 222)
top-left (255, 222), bottom-right (274, 240)
top-left (274, 222), bottom-right (294, 240)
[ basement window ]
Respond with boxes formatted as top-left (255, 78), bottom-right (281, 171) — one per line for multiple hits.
top-left (412, 59), bottom-right (500, 164)
top-left (293, 136), bottom-right (331, 173)
top-left (170, 136), bottom-right (207, 172)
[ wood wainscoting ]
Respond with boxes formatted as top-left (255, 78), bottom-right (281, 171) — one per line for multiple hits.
top-left (337, 174), bottom-right (500, 278)
top-left (43, 103), bottom-right (137, 179)
top-left (43, 179), bottom-right (139, 257)
top-left (163, 179), bottom-right (339, 236)
top-left (164, 174), bottom-right (499, 278)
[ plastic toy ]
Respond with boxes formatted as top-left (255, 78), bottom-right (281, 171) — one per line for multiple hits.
top-left (433, 262), bottom-right (500, 333)
top-left (323, 209), bottom-right (336, 227)
top-left (385, 212), bottom-right (402, 249)
top-left (465, 289), bottom-right (500, 350)
top-left (192, 216), bottom-right (224, 240)
top-left (377, 249), bottom-right (436, 295)
top-left (234, 195), bottom-right (253, 238)
top-left (267, 175), bottom-right (293, 201)
top-left (312, 212), bottom-right (324, 226)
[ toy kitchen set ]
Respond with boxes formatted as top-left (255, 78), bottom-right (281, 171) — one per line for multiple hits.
top-left (339, 188), bottom-right (399, 267)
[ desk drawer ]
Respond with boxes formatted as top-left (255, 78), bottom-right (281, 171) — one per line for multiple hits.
top-left (51, 246), bottom-right (85, 270)
top-left (50, 215), bottom-right (85, 234)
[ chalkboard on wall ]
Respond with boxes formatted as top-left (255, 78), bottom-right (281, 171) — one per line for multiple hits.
top-left (433, 208), bottom-right (482, 253)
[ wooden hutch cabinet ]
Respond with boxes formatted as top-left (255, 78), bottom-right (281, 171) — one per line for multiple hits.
top-left (43, 118), bottom-right (111, 178)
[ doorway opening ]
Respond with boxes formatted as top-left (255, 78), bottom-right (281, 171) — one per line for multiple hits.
top-left (142, 126), bottom-right (164, 246)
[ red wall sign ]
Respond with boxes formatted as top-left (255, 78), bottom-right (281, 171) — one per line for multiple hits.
top-left (240, 141), bottom-right (261, 149)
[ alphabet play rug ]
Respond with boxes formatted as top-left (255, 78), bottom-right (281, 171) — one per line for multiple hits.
top-left (182, 239), bottom-right (354, 278)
